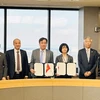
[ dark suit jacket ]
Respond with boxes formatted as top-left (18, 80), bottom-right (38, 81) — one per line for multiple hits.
top-left (0, 52), bottom-right (7, 80)
top-left (6, 49), bottom-right (29, 79)
top-left (55, 54), bottom-right (73, 78)
top-left (78, 48), bottom-right (98, 79)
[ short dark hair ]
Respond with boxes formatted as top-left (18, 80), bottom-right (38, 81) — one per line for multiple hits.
top-left (59, 43), bottom-right (69, 53)
top-left (39, 37), bottom-right (48, 43)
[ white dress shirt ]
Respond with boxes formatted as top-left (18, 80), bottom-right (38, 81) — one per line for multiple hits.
top-left (85, 48), bottom-right (90, 62)
top-left (40, 49), bottom-right (46, 63)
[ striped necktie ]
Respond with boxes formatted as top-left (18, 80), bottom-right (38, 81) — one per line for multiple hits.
top-left (17, 51), bottom-right (20, 71)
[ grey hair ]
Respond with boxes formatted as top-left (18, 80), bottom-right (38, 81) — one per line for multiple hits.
top-left (84, 37), bottom-right (92, 42)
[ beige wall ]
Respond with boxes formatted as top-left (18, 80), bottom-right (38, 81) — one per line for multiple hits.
top-left (79, 8), bottom-right (84, 50)
top-left (98, 13), bottom-right (100, 53)
top-left (79, 7), bottom-right (100, 52)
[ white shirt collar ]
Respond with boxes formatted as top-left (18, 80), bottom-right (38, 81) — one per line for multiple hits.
top-left (40, 49), bottom-right (46, 52)
top-left (85, 48), bottom-right (90, 51)
top-left (14, 49), bottom-right (20, 54)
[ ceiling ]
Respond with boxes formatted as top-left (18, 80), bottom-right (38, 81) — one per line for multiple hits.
top-left (0, 0), bottom-right (100, 8)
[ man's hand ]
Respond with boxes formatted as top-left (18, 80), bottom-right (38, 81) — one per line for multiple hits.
top-left (7, 76), bottom-right (10, 80)
top-left (24, 76), bottom-right (28, 79)
top-left (55, 73), bottom-right (60, 76)
top-left (2, 77), bottom-right (6, 80)
top-left (87, 71), bottom-right (91, 76)
top-left (84, 72), bottom-right (88, 77)
top-left (30, 69), bottom-right (35, 74)
top-left (84, 71), bottom-right (91, 77)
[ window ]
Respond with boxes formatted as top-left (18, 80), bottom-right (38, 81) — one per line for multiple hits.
top-left (51, 10), bottom-right (79, 63)
top-left (6, 9), bottom-right (79, 65)
top-left (7, 9), bottom-right (48, 62)
top-left (0, 9), bottom-right (4, 52)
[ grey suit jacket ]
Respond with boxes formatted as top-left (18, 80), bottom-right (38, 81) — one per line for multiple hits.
top-left (55, 54), bottom-right (73, 63)
top-left (30, 49), bottom-right (54, 69)
top-left (0, 52), bottom-right (7, 80)
top-left (55, 54), bottom-right (73, 78)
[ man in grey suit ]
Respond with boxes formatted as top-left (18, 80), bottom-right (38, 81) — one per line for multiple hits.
top-left (0, 52), bottom-right (7, 80)
top-left (30, 37), bottom-right (54, 78)
top-left (78, 37), bottom-right (98, 79)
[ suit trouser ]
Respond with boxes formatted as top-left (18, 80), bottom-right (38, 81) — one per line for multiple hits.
top-left (13, 72), bottom-right (23, 79)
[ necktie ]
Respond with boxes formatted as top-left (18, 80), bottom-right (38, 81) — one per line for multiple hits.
top-left (17, 51), bottom-right (20, 71)
top-left (40, 50), bottom-right (44, 63)
top-left (86, 49), bottom-right (90, 62)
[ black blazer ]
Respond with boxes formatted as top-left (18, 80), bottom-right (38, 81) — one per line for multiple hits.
top-left (78, 48), bottom-right (98, 79)
top-left (6, 49), bottom-right (29, 79)
top-left (55, 54), bottom-right (73, 78)
top-left (0, 52), bottom-right (7, 80)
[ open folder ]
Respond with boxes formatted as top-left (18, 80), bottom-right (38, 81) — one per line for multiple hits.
top-left (56, 62), bottom-right (76, 76)
top-left (34, 63), bottom-right (54, 76)
top-left (34, 63), bottom-right (43, 76)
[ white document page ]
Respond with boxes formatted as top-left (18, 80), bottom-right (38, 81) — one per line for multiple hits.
top-left (34, 63), bottom-right (43, 76)
top-left (67, 63), bottom-right (76, 76)
top-left (45, 63), bottom-right (54, 76)
top-left (56, 62), bottom-right (66, 75)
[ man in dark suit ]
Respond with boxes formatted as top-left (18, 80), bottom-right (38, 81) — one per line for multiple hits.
top-left (6, 38), bottom-right (29, 79)
top-left (78, 37), bottom-right (98, 79)
top-left (0, 52), bottom-right (7, 80)
top-left (30, 37), bottom-right (54, 77)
